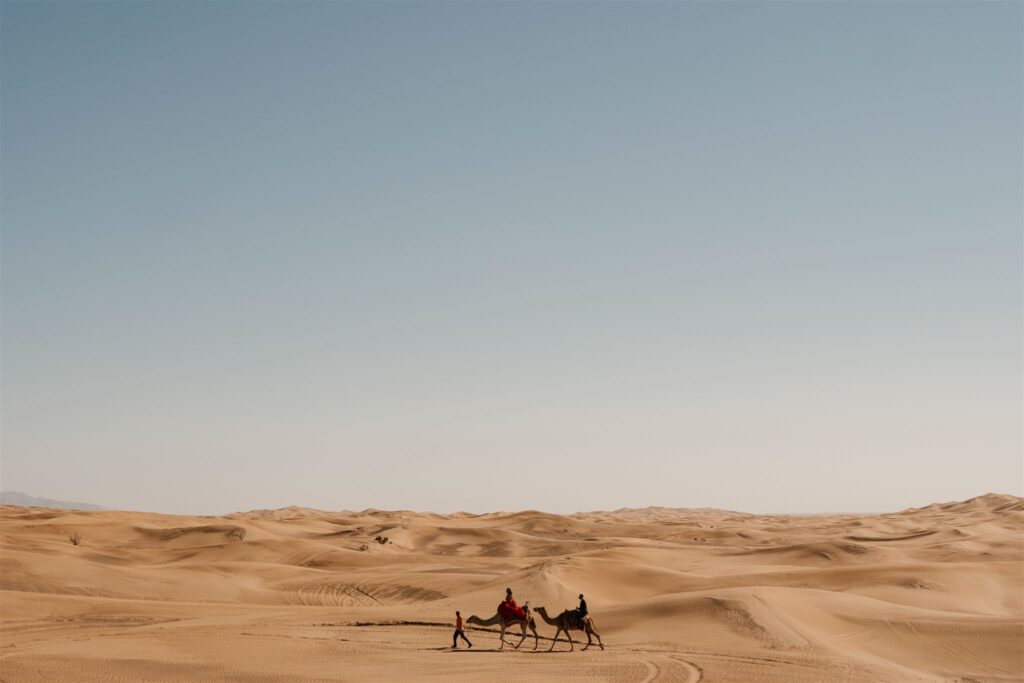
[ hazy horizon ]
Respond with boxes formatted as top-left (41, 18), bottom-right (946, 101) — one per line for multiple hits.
top-left (2, 488), bottom-right (1020, 519)
top-left (2, 1), bottom-right (1022, 516)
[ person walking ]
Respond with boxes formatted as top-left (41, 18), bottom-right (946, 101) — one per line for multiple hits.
top-left (452, 610), bottom-right (472, 649)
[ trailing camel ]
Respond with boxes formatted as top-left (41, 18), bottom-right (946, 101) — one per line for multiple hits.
top-left (533, 606), bottom-right (605, 651)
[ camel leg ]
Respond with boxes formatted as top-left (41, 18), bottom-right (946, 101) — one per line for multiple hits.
top-left (588, 622), bottom-right (604, 650)
top-left (499, 623), bottom-right (506, 650)
top-left (530, 622), bottom-right (539, 650)
top-left (548, 627), bottom-right (562, 651)
top-left (513, 623), bottom-right (526, 649)
top-left (555, 625), bottom-right (573, 651)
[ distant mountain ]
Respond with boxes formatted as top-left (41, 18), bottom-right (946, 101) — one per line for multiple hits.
top-left (0, 491), bottom-right (103, 511)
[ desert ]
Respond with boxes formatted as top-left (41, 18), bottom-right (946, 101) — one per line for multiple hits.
top-left (4, 2), bottom-right (1022, 681)
top-left (0, 493), bottom-right (1021, 682)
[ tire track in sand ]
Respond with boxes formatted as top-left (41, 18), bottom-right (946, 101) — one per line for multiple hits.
top-left (633, 651), bottom-right (702, 682)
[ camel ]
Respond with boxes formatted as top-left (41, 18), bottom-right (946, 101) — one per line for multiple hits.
top-left (534, 606), bottom-right (604, 651)
top-left (466, 604), bottom-right (539, 650)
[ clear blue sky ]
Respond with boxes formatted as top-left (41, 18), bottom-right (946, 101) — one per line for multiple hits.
top-left (2, 1), bottom-right (1021, 514)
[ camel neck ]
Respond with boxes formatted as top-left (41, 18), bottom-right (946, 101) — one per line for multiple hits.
top-left (537, 609), bottom-right (560, 626)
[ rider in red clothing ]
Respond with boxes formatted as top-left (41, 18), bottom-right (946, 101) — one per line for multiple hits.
top-left (499, 587), bottom-right (526, 620)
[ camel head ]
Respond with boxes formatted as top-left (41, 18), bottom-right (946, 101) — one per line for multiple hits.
top-left (534, 606), bottom-right (547, 615)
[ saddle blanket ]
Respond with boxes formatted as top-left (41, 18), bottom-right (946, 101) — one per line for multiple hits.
top-left (497, 601), bottom-right (526, 621)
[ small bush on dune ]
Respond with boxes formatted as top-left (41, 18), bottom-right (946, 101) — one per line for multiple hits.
top-left (69, 532), bottom-right (82, 546)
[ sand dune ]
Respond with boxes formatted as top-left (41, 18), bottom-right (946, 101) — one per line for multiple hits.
top-left (1, 493), bottom-right (1021, 682)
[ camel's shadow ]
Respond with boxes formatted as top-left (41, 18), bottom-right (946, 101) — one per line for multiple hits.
top-left (433, 646), bottom-right (595, 654)
top-left (458, 649), bottom-right (594, 654)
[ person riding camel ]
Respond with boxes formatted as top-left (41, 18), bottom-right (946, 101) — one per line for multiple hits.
top-left (576, 593), bottom-right (589, 629)
top-left (499, 587), bottom-right (526, 621)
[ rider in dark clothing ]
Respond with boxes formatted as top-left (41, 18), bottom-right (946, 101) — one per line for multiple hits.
top-left (576, 593), bottom-right (589, 627)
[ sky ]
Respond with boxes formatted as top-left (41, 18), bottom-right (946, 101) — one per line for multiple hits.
top-left (1, 1), bottom-right (1021, 515)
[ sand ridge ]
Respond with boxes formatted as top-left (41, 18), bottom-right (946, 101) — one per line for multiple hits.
top-left (0, 493), bottom-right (1021, 681)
